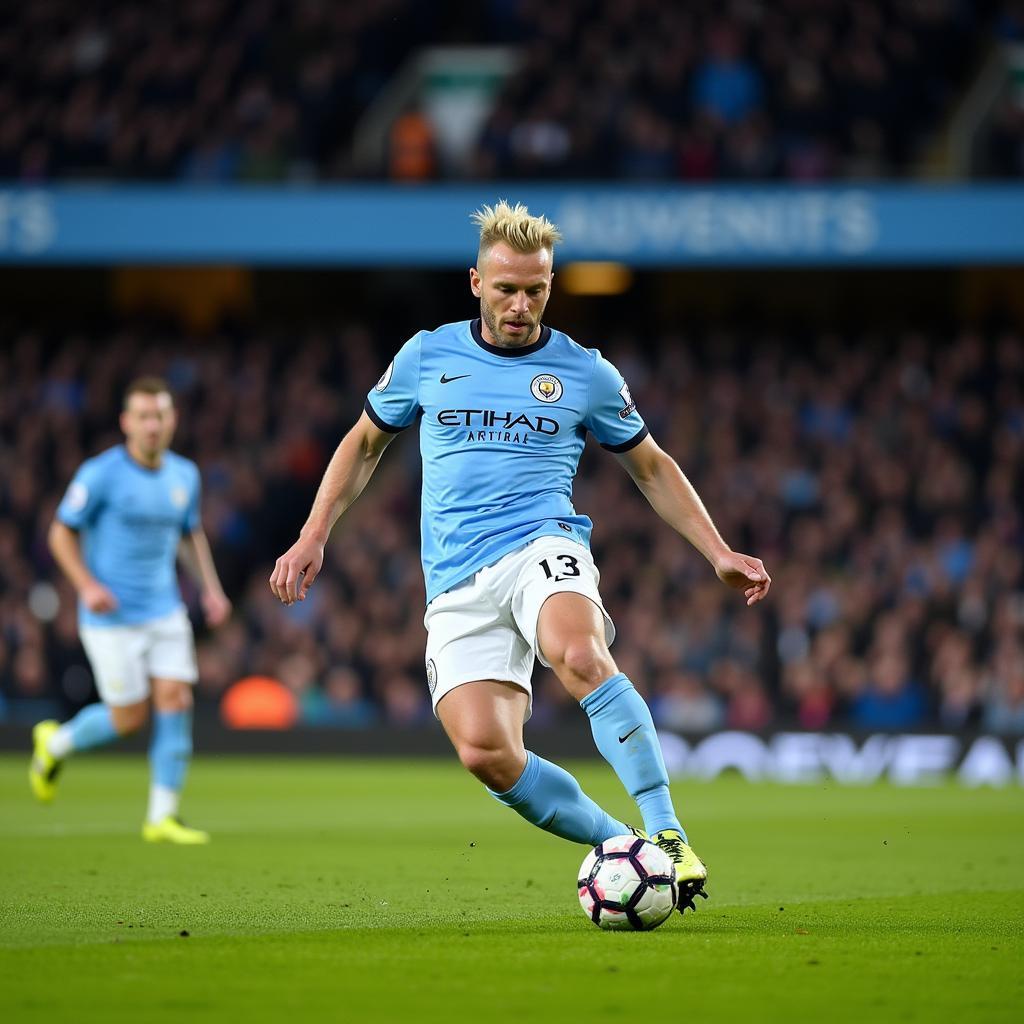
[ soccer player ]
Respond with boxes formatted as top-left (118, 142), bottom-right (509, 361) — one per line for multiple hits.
top-left (269, 201), bottom-right (771, 911)
top-left (29, 377), bottom-right (231, 844)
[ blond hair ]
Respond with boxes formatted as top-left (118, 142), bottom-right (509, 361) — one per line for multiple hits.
top-left (471, 200), bottom-right (562, 263)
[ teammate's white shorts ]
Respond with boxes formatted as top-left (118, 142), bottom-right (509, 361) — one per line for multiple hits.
top-left (423, 536), bottom-right (615, 721)
top-left (79, 605), bottom-right (198, 707)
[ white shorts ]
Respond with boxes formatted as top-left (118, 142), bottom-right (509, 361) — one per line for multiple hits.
top-left (79, 606), bottom-right (198, 707)
top-left (423, 536), bottom-right (615, 721)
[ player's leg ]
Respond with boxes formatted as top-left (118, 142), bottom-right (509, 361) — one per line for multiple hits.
top-left (141, 676), bottom-right (208, 844)
top-left (30, 626), bottom-right (148, 803)
top-left (537, 592), bottom-right (685, 836)
top-left (141, 608), bottom-right (207, 843)
top-left (536, 589), bottom-right (708, 909)
top-left (437, 680), bottom-right (629, 846)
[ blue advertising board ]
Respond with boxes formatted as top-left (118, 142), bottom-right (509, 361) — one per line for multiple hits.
top-left (0, 184), bottom-right (1022, 266)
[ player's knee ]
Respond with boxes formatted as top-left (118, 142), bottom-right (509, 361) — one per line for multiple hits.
top-left (112, 702), bottom-right (149, 735)
top-left (153, 682), bottom-right (193, 714)
top-left (552, 636), bottom-right (614, 692)
top-left (457, 742), bottom-right (523, 791)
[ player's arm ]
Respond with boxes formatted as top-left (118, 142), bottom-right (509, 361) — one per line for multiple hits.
top-left (178, 529), bottom-right (231, 626)
top-left (47, 520), bottom-right (118, 613)
top-left (615, 435), bottom-right (771, 606)
top-left (269, 411), bottom-right (395, 605)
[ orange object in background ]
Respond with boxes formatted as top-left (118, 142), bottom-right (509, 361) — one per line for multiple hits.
top-left (389, 110), bottom-right (436, 181)
top-left (220, 675), bottom-right (299, 730)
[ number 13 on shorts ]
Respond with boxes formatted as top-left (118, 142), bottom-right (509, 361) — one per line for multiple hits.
top-left (538, 553), bottom-right (582, 583)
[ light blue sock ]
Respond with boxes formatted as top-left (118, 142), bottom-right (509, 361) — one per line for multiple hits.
top-left (149, 711), bottom-right (193, 791)
top-left (489, 751), bottom-right (628, 846)
top-left (580, 673), bottom-right (686, 840)
top-left (62, 703), bottom-right (119, 753)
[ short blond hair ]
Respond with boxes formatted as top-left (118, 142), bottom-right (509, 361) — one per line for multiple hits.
top-left (471, 200), bottom-right (562, 263)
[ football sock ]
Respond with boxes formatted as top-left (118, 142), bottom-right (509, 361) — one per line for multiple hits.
top-left (147, 784), bottom-right (180, 824)
top-left (489, 750), bottom-right (628, 846)
top-left (580, 673), bottom-right (686, 841)
top-left (48, 703), bottom-right (118, 757)
top-left (148, 710), bottom-right (192, 821)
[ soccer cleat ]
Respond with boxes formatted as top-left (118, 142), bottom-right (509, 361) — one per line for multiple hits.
top-left (650, 829), bottom-right (709, 913)
top-left (141, 816), bottom-right (211, 845)
top-left (627, 824), bottom-right (648, 840)
top-left (29, 720), bottom-right (63, 803)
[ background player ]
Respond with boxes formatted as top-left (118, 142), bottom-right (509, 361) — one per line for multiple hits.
top-left (270, 201), bottom-right (770, 911)
top-left (29, 377), bottom-right (231, 844)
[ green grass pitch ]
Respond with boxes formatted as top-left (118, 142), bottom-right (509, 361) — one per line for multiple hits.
top-left (1, 754), bottom-right (1022, 1023)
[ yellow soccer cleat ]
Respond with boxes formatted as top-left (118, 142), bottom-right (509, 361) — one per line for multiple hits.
top-left (141, 816), bottom-right (211, 845)
top-left (650, 828), bottom-right (709, 913)
top-left (29, 720), bottom-right (63, 803)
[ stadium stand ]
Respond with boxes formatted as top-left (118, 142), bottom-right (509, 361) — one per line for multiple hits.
top-left (0, 0), bottom-right (1008, 182)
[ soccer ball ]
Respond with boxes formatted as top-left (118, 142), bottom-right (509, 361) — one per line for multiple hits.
top-left (577, 835), bottom-right (677, 931)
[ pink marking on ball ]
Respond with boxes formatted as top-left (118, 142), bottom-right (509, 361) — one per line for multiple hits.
top-left (603, 836), bottom-right (634, 854)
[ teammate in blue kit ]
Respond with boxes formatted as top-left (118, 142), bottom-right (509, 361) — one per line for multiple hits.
top-left (30, 377), bottom-right (231, 844)
top-left (270, 201), bottom-right (771, 911)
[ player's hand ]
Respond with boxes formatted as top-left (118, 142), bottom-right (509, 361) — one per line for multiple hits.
top-left (80, 580), bottom-right (118, 613)
top-left (714, 551), bottom-right (771, 606)
top-left (269, 535), bottom-right (325, 605)
top-left (202, 589), bottom-right (232, 627)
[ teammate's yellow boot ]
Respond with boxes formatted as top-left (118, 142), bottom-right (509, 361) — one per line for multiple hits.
top-left (29, 720), bottom-right (63, 803)
top-left (141, 816), bottom-right (211, 845)
top-left (650, 829), bottom-right (709, 913)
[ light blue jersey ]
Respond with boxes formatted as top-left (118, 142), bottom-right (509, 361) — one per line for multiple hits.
top-left (56, 445), bottom-right (201, 627)
top-left (365, 319), bottom-right (648, 604)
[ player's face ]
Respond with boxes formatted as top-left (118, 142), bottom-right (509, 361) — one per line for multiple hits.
top-left (120, 391), bottom-right (176, 462)
top-left (470, 242), bottom-right (553, 348)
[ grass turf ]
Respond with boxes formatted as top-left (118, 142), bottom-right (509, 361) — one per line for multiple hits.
top-left (1, 754), bottom-right (1022, 1024)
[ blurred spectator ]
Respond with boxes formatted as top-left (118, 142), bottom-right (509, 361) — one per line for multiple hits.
top-left (851, 652), bottom-right (927, 730)
top-left (303, 667), bottom-right (379, 728)
top-left (983, 639), bottom-right (1024, 733)
top-left (654, 670), bottom-right (723, 733)
top-left (692, 24), bottom-right (763, 126)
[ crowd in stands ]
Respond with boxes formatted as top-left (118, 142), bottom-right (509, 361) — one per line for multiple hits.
top-left (0, 0), bottom-right (446, 182)
top-left (1, 319), bottom-right (1022, 735)
top-left (472, 0), bottom-right (998, 181)
top-left (0, 0), bottom-right (1008, 183)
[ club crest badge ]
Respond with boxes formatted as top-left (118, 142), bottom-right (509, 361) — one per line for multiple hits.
top-left (618, 381), bottom-right (636, 419)
top-left (375, 360), bottom-right (395, 392)
top-left (65, 481), bottom-right (89, 512)
top-left (426, 658), bottom-right (437, 694)
top-left (531, 373), bottom-right (563, 403)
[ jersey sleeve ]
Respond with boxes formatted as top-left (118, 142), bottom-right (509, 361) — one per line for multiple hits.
top-left (56, 459), bottom-right (107, 530)
top-left (183, 463), bottom-right (202, 534)
top-left (583, 353), bottom-right (649, 452)
top-left (364, 333), bottom-right (422, 432)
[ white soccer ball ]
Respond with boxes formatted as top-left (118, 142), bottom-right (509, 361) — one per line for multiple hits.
top-left (577, 835), bottom-right (677, 931)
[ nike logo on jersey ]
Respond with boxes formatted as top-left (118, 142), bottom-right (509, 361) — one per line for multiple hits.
top-left (440, 373), bottom-right (471, 384)
top-left (618, 725), bottom-right (642, 744)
